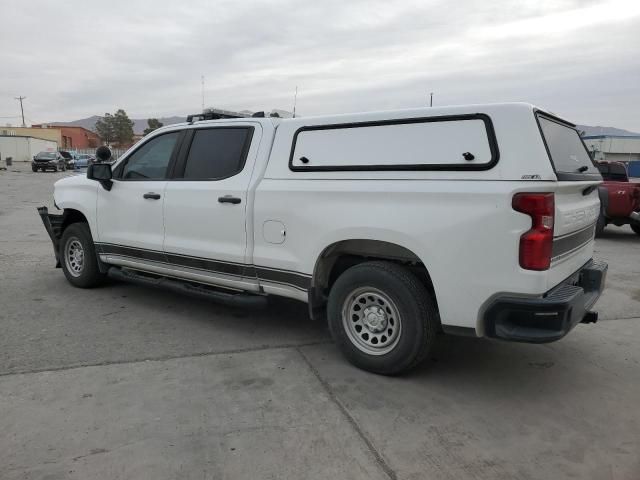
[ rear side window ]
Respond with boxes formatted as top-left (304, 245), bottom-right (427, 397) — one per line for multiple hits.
top-left (289, 114), bottom-right (498, 171)
top-left (537, 115), bottom-right (599, 177)
top-left (183, 128), bottom-right (253, 180)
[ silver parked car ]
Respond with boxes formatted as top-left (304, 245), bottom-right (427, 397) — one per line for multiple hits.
top-left (74, 154), bottom-right (95, 169)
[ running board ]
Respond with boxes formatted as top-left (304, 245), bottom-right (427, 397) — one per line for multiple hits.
top-left (107, 267), bottom-right (268, 308)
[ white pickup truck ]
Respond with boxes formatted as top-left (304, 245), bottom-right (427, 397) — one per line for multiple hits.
top-left (39, 103), bottom-right (607, 374)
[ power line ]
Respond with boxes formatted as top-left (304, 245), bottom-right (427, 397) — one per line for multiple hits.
top-left (14, 96), bottom-right (26, 126)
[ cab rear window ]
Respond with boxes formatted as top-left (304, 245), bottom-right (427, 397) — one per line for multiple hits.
top-left (537, 114), bottom-right (600, 179)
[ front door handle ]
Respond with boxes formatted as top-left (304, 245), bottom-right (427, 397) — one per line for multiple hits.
top-left (218, 195), bottom-right (241, 204)
top-left (143, 192), bottom-right (161, 200)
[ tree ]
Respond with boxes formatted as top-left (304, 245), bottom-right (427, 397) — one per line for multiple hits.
top-left (95, 113), bottom-right (114, 145)
top-left (112, 109), bottom-right (135, 147)
top-left (144, 118), bottom-right (163, 135)
top-left (94, 109), bottom-right (135, 147)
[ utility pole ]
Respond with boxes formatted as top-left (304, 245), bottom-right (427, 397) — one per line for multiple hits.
top-left (429, 92), bottom-right (433, 107)
top-left (15, 96), bottom-right (26, 126)
top-left (293, 86), bottom-right (298, 118)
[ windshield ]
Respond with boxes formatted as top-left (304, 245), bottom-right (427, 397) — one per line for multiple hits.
top-left (36, 152), bottom-right (56, 159)
top-left (537, 114), bottom-right (600, 177)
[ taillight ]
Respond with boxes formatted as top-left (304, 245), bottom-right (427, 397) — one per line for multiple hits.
top-left (512, 193), bottom-right (555, 271)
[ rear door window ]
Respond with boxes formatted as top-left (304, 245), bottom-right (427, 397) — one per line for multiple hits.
top-left (537, 115), bottom-right (600, 178)
top-left (181, 128), bottom-right (253, 180)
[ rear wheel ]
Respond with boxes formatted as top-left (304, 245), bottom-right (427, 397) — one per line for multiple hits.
top-left (59, 223), bottom-right (106, 288)
top-left (327, 261), bottom-right (438, 375)
top-left (631, 221), bottom-right (640, 236)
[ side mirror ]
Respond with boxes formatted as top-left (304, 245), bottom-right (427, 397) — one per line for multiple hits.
top-left (87, 163), bottom-right (113, 191)
top-left (95, 146), bottom-right (112, 162)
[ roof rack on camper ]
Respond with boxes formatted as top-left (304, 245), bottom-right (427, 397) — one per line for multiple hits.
top-left (186, 108), bottom-right (266, 123)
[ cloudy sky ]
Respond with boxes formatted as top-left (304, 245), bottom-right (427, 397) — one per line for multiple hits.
top-left (2, 0), bottom-right (639, 130)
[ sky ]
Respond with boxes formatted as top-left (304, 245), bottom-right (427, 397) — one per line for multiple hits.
top-left (1, 0), bottom-right (639, 131)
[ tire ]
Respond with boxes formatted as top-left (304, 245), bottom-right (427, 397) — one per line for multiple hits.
top-left (631, 221), bottom-right (640, 236)
top-left (59, 223), bottom-right (106, 288)
top-left (595, 213), bottom-right (606, 237)
top-left (31, 165), bottom-right (37, 172)
top-left (327, 261), bottom-right (438, 375)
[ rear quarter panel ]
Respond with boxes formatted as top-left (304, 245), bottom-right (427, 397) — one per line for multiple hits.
top-left (254, 179), bottom-right (556, 332)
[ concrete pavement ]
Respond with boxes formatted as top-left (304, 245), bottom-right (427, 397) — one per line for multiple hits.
top-left (1, 164), bottom-right (639, 479)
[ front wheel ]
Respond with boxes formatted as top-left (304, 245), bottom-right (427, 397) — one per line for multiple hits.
top-left (59, 223), bottom-right (106, 288)
top-left (327, 261), bottom-right (438, 375)
top-left (31, 165), bottom-right (37, 172)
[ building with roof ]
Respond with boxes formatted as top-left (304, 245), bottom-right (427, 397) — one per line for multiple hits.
top-left (1, 125), bottom-right (101, 150)
top-left (31, 124), bottom-right (101, 149)
top-left (582, 135), bottom-right (640, 163)
top-left (0, 126), bottom-right (61, 145)
top-left (0, 135), bottom-right (58, 162)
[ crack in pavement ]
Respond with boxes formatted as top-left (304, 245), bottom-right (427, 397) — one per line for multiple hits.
top-left (0, 340), bottom-right (332, 378)
top-left (296, 347), bottom-right (398, 480)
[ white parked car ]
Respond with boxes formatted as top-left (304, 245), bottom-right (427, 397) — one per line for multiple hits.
top-left (38, 103), bottom-right (607, 374)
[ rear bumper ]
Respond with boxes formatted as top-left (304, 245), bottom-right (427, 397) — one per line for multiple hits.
top-left (37, 206), bottom-right (64, 267)
top-left (483, 260), bottom-right (608, 343)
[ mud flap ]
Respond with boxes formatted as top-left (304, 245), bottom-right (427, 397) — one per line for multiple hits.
top-left (37, 206), bottom-right (64, 267)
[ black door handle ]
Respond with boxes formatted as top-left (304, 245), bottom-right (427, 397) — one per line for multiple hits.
top-left (143, 192), bottom-right (161, 200)
top-left (218, 195), bottom-right (241, 204)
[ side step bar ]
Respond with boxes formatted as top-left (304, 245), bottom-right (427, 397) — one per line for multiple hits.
top-left (107, 267), bottom-right (268, 309)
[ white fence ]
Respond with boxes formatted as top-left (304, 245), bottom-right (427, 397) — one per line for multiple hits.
top-left (59, 147), bottom-right (128, 159)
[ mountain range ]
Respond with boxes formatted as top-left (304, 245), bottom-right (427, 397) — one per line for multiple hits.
top-left (48, 116), bottom-right (187, 135)
top-left (45, 115), bottom-right (640, 137)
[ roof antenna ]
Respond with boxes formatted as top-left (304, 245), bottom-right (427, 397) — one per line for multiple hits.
top-left (201, 75), bottom-right (205, 112)
top-left (293, 86), bottom-right (298, 118)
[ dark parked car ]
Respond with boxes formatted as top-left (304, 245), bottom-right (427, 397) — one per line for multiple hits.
top-left (31, 152), bottom-right (67, 172)
top-left (59, 150), bottom-right (75, 169)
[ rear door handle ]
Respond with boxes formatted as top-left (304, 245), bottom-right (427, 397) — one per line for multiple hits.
top-left (143, 192), bottom-right (161, 200)
top-left (218, 195), bottom-right (241, 204)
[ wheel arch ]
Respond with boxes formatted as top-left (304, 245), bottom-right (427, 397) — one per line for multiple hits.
top-left (61, 208), bottom-right (89, 231)
top-left (59, 208), bottom-right (108, 274)
top-left (308, 239), bottom-right (439, 321)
